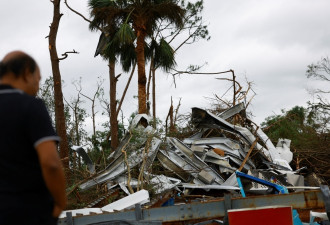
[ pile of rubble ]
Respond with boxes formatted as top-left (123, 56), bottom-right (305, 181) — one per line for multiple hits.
top-left (76, 103), bottom-right (305, 194)
top-left (63, 103), bottom-right (329, 223)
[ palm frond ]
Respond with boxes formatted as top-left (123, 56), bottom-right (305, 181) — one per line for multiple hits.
top-left (94, 32), bottom-right (108, 57)
top-left (88, 0), bottom-right (116, 9)
top-left (120, 44), bottom-right (136, 72)
top-left (144, 39), bottom-right (157, 61)
top-left (154, 38), bottom-right (176, 72)
top-left (115, 23), bottom-right (136, 45)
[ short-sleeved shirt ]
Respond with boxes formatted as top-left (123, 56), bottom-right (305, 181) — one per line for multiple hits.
top-left (0, 84), bottom-right (60, 224)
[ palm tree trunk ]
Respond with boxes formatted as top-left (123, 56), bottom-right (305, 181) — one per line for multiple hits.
top-left (49, 0), bottom-right (69, 171)
top-left (135, 30), bottom-right (147, 114)
top-left (152, 67), bottom-right (156, 128)
top-left (109, 59), bottom-right (119, 150)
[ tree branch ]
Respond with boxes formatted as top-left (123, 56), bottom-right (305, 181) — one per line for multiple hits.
top-left (115, 73), bottom-right (122, 80)
top-left (58, 49), bottom-right (78, 60)
top-left (64, 0), bottom-right (104, 32)
top-left (116, 63), bottom-right (136, 116)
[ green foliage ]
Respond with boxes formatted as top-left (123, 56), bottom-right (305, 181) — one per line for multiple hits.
top-left (115, 23), bottom-right (136, 45)
top-left (154, 38), bottom-right (176, 72)
top-left (262, 105), bottom-right (330, 183)
top-left (183, 0), bottom-right (210, 42)
top-left (120, 43), bottom-right (137, 72)
top-left (38, 77), bottom-right (75, 141)
top-left (89, 0), bottom-right (186, 73)
top-left (307, 101), bottom-right (330, 134)
top-left (89, 0), bottom-right (185, 42)
top-left (38, 77), bottom-right (55, 122)
top-left (66, 99), bottom-right (88, 146)
top-left (261, 106), bottom-right (318, 149)
top-left (88, 131), bottom-right (110, 152)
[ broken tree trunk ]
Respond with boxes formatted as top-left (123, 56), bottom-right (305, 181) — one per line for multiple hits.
top-left (48, 0), bottom-right (70, 171)
top-left (165, 97), bottom-right (176, 135)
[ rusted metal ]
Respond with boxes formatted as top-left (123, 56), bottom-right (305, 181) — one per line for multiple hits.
top-left (58, 190), bottom-right (325, 224)
top-left (232, 190), bottom-right (323, 209)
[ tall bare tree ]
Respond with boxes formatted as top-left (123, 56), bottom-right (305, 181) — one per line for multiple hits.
top-left (81, 78), bottom-right (103, 138)
top-left (48, 0), bottom-right (71, 169)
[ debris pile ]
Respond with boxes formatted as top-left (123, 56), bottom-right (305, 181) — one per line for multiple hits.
top-left (77, 103), bottom-right (300, 194)
top-left (62, 103), bottom-right (329, 224)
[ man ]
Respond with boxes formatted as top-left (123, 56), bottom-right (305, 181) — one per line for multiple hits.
top-left (0, 51), bottom-right (66, 224)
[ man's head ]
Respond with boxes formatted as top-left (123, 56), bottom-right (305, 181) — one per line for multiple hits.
top-left (0, 51), bottom-right (41, 96)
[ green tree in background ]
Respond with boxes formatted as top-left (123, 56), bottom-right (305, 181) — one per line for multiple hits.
top-left (262, 106), bottom-right (330, 184)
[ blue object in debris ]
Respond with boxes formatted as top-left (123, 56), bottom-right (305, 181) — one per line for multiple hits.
top-left (235, 171), bottom-right (289, 197)
top-left (236, 175), bottom-right (246, 197)
top-left (161, 197), bottom-right (174, 207)
top-left (292, 209), bottom-right (303, 225)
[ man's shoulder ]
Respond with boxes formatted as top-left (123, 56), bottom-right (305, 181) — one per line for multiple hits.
top-left (0, 85), bottom-right (47, 115)
top-left (0, 84), bottom-right (35, 101)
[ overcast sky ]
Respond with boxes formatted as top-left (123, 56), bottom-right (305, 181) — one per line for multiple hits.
top-left (1, 0), bottom-right (329, 133)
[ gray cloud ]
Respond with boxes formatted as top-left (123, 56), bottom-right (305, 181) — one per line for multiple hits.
top-left (1, 0), bottom-right (329, 132)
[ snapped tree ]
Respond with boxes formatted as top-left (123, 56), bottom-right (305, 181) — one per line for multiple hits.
top-left (48, 0), bottom-right (77, 170)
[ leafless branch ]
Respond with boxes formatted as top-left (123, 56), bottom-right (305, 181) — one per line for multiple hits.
top-left (58, 49), bottom-right (78, 60)
top-left (237, 82), bottom-right (252, 102)
top-left (216, 78), bottom-right (242, 94)
top-left (245, 94), bottom-right (256, 109)
top-left (115, 73), bottom-right (122, 80)
top-left (174, 21), bottom-right (202, 53)
top-left (171, 69), bottom-right (233, 77)
top-left (116, 63), bottom-right (136, 116)
top-left (64, 0), bottom-right (106, 33)
top-left (215, 94), bottom-right (231, 107)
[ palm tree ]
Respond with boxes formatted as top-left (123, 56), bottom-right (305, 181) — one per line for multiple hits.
top-left (89, 0), bottom-right (185, 114)
top-left (92, 24), bottom-right (136, 149)
top-left (146, 38), bottom-right (177, 126)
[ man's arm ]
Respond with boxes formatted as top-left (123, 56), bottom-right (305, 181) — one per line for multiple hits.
top-left (35, 141), bottom-right (67, 217)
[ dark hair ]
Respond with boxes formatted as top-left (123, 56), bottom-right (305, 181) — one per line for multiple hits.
top-left (0, 54), bottom-right (37, 79)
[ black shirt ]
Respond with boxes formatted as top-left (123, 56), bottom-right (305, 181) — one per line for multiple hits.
top-left (0, 84), bottom-right (60, 224)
